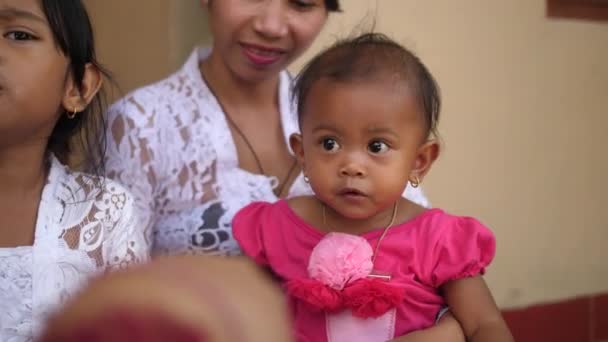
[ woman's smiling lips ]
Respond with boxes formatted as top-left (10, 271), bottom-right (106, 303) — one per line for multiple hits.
top-left (240, 42), bottom-right (286, 66)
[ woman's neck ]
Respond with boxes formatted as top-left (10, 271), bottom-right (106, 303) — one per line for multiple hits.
top-left (200, 53), bottom-right (280, 116)
top-left (0, 142), bottom-right (47, 196)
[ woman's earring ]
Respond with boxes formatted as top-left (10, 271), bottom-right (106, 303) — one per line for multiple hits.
top-left (303, 175), bottom-right (310, 183)
top-left (409, 175), bottom-right (421, 188)
top-left (67, 108), bottom-right (78, 119)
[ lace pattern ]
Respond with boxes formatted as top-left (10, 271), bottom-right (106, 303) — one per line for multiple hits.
top-left (0, 156), bottom-right (149, 341)
top-left (105, 47), bottom-right (429, 257)
top-left (0, 247), bottom-right (33, 341)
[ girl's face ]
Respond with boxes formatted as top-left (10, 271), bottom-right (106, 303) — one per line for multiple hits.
top-left (0, 0), bottom-right (70, 148)
top-left (203, 0), bottom-right (328, 82)
top-left (291, 79), bottom-right (439, 221)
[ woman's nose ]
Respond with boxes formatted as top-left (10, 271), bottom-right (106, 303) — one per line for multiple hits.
top-left (252, 0), bottom-right (289, 40)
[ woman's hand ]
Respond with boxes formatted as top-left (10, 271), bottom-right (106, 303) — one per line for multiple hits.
top-left (40, 256), bottom-right (292, 342)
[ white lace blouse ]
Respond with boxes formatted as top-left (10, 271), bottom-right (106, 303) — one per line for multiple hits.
top-left (0, 156), bottom-right (148, 342)
top-left (105, 47), bottom-right (429, 257)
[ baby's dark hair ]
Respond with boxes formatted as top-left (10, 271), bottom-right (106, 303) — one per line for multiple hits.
top-left (294, 32), bottom-right (440, 138)
top-left (41, 0), bottom-right (110, 175)
top-left (325, 0), bottom-right (341, 12)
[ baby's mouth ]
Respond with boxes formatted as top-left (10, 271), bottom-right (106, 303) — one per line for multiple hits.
top-left (339, 188), bottom-right (367, 197)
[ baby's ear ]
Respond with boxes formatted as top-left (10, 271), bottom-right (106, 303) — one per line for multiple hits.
top-left (410, 139), bottom-right (440, 182)
top-left (62, 63), bottom-right (102, 116)
top-left (289, 133), bottom-right (305, 169)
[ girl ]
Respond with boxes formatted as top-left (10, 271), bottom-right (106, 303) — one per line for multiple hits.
top-left (234, 33), bottom-right (514, 341)
top-left (0, 0), bottom-right (148, 340)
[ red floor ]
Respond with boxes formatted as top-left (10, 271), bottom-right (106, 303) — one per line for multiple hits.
top-left (502, 292), bottom-right (608, 342)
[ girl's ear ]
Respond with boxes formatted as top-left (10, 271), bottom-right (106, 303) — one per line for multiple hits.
top-left (62, 63), bottom-right (102, 115)
top-left (289, 133), bottom-right (306, 172)
top-left (409, 139), bottom-right (440, 184)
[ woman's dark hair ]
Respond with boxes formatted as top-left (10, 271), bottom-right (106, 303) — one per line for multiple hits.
top-left (294, 32), bottom-right (441, 139)
top-left (41, 0), bottom-right (111, 176)
top-left (325, 0), bottom-right (341, 12)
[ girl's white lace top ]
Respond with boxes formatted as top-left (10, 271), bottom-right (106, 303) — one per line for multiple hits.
top-left (105, 47), bottom-right (429, 257)
top-left (0, 155), bottom-right (148, 341)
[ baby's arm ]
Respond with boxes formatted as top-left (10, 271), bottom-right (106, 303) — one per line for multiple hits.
top-left (443, 276), bottom-right (513, 342)
top-left (389, 311), bottom-right (465, 342)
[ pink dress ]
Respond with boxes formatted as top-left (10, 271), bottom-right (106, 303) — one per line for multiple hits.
top-left (233, 200), bottom-right (495, 342)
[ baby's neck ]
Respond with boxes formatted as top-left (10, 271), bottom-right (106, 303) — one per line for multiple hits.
top-left (288, 196), bottom-right (421, 236)
top-left (320, 202), bottom-right (398, 236)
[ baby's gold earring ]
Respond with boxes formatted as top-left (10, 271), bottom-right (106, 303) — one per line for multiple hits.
top-left (67, 108), bottom-right (78, 119)
top-left (409, 175), bottom-right (421, 188)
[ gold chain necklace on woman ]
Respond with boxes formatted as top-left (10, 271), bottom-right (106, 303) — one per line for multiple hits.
top-left (201, 72), bottom-right (298, 198)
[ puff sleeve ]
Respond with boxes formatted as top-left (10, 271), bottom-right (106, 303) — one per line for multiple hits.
top-left (232, 202), bottom-right (273, 266)
top-left (420, 216), bottom-right (496, 288)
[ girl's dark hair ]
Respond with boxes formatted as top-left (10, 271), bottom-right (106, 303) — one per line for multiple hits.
top-left (294, 32), bottom-right (441, 138)
top-left (325, 0), bottom-right (341, 12)
top-left (41, 0), bottom-right (110, 176)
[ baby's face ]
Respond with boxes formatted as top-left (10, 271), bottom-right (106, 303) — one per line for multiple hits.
top-left (293, 79), bottom-right (428, 220)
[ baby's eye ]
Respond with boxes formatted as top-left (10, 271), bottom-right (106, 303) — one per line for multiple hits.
top-left (4, 31), bottom-right (35, 41)
top-left (321, 138), bottom-right (340, 152)
top-left (368, 141), bottom-right (389, 154)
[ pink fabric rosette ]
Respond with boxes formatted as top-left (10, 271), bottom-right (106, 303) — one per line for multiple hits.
top-left (286, 233), bottom-right (404, 317)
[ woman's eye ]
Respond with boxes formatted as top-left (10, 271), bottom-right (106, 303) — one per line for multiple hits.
top-left (4, 31), bottom-right (35, 41)
top-left (368, 141), bottom-right (389, 154)
top-left (321, 138), bottom-right (340, 152)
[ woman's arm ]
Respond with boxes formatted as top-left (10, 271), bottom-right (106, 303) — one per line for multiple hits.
top-left (389, 311), bottom-right (465, 342)
top-left (443, 276), bottom-right (513, 342)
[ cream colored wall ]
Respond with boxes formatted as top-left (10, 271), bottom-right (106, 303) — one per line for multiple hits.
top-left (86, 0), bottom-right (608, 309)
top-left (167, 1), bottom-right (209, 70)
top-left (84, 0), bottom-right (208, 96)
top-left (297, 0), bottom-right (608, 309)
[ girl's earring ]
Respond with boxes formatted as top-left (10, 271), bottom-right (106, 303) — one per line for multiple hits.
top-left (67, 108), bottom-right (78, 120)
top-left (409, 175), bottom-right (421, 188)
top-left (303, 175), bottom-right (310, 183)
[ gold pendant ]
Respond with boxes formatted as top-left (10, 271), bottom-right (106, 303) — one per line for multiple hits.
top-left (367, 270), bottom-right (391, 281)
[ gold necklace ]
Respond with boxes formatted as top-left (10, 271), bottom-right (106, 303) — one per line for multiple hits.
top-left (201, 71), bottom-right (298, 197)
top-left (322, 201), bottom-right (399, 265)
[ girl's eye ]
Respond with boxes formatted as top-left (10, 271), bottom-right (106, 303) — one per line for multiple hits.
top-left (4, 31), bottom-right (35, 41)
top-left (321, 138), bottom-right (340, 152)
top-left (368, 141), bottom-right (389, 154)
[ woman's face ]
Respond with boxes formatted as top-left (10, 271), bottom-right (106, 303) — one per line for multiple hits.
top-left (203, 0), bottom-right (328, 82)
